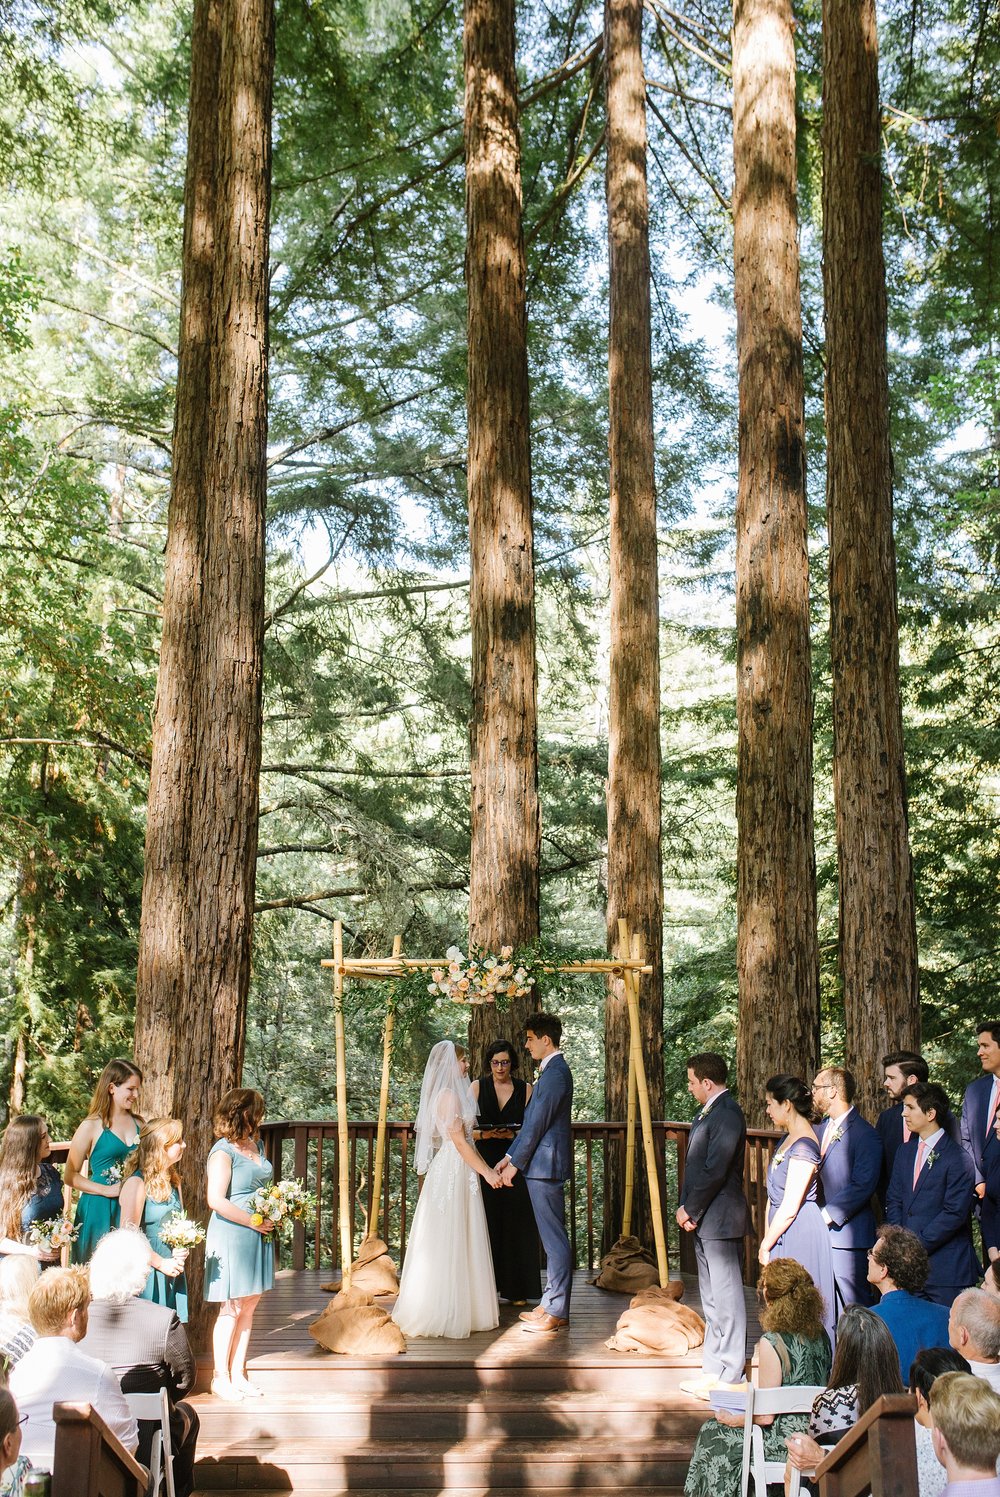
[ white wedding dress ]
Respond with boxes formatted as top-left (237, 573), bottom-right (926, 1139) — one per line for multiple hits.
top-left (392, 1043), bottom-right (499, 1339)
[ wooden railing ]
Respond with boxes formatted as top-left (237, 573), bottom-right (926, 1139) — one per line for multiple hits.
top-left (815, 1394), bottom-right (918, 1496)
top-left (259, 1119), bottom-right (779, 1282)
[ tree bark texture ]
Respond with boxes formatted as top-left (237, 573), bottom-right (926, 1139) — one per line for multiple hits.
top-left (464, 0), bottom-right (541, 1070)
top-left (732, 0), bottom-right (820, 1124)
top-left (603, 0), bottom-right (664, 1250)
top-left (823, 0), bottom-right (919, 1113)
top-left (134, 0), bottom-right (273, 1346)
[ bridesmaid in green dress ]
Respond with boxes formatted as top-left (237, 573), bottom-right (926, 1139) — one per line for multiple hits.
top-left (119, 1117), bottom-right (189, 1322)
top-left (66, 1058), bottom-right (142, 1264)
top-left (684, 1257), bottom-right (832, 1497)
top-left (204, 1089), bottom-right (276, 1402)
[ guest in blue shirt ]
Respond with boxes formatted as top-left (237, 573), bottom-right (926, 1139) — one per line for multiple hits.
top-left (869, 1224), bottom-right (951, 1383)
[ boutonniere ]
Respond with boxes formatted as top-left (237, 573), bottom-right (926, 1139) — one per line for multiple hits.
top-left (826, 1122), bottom-right (845, 1146)
top-left (924, 1147), bottom-right (940, 1171)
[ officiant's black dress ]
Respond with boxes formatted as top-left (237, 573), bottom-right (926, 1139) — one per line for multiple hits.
top-left (475, 1075), bottom-right (542, 1302)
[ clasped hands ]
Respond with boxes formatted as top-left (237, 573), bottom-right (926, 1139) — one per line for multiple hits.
top-left (674, 1207), bottom-right (696, 1233)
top-left (494, 1158), bottom-right (518, 1187)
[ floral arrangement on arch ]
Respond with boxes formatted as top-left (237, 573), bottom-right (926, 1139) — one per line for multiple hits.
top-left (428, 946), bottom-right (536, 1007)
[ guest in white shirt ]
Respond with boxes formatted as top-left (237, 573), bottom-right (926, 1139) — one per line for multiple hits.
top-left (949, 1290), bottom-right (1000, 1393)
top-left (10, 1265), bottom-right (138, 1470)
top-left (909, 1347), bottom-right (974, 1497)
top-left (929, 1371), bottom-right (1000, 1496)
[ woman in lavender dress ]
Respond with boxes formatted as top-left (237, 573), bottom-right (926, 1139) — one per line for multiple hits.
top-left (758, 1074), bottom-right (837, 1345)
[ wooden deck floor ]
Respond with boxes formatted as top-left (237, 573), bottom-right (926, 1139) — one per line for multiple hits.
top-left (192, 1269), bottom-right (761, 1494)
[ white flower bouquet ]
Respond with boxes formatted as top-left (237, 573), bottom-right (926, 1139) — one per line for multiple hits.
top-left (158, 1213), bottom-right (206, 1251)
top-left (246, 1178), bottom-right (316, 1230)
top-left (427, 945), bottom-right (536, 1006)
top-left (26, 1216), bottom-right (79, 1252)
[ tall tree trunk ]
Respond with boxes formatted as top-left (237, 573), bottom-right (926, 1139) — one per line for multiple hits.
top-left (134, 0), bottom-right (274, 1348)
top-left (464, 0), bottom-right (540, 1071)
top-left (823, 0), bottom-right (919, 1113)
top-left (732, 0), bottom-right (820, 1125)
top-left (603, 0), bottom-right (663, 1250)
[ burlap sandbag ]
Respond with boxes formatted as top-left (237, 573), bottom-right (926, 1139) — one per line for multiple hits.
top-left (592, 1234), bottom-right (660, 1293)
top-left (321, 1236), bottom-right (399, 1296)
top-left (630, 1281), bottom-right (685, 1306)
top-left (309, 1285), bottom-right (406, 1356)
top-left (605, 1299), bottom-right (706, 1356)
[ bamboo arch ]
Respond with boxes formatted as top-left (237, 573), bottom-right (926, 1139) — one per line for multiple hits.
top-left (321, 916), bottom-right (669, 1288)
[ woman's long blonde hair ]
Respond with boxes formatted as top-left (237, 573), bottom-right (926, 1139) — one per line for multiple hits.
top-left (0, 1115), bottom-right (47, 1242)
top-left (87, 1058), bottom-right (144, 1128)
top-left (123, 1118), bottom-right (183, 1203)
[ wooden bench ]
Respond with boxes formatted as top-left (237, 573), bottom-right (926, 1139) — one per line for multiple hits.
top-left (815, 1393), bottom-right (919, 1497)
top-left (52, 1401), bottom-right (147, 1497)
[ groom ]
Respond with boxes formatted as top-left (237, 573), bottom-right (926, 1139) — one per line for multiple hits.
top-left (497, 1012), bottom-right (573, 1333)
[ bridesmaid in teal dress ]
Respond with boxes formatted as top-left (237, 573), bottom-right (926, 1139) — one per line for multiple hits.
top-left (119, 1117), bottom-right (189, 1321)
top-left (204, 1088), bottom-right (276, 1402)
top-left (65, 1058), bottom-right (142, 1264)
top-left (0, 1116), bottom-right (63, 1265)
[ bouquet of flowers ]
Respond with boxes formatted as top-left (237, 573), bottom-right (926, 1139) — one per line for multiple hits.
top-left (26, 1216), bottom-right (79, 1253)
top-left (247, 1178), bottom-right (315, 1230)
top-left (104, 1162), bottom-right (126, 1186)
top-left (427, 946), bottom-right (536, 1006)
top-left (158, 1213), bottom-right (206, 1251)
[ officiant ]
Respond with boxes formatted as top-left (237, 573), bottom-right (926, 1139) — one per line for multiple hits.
top-left (471, 1041), bottom-right (541, 1305)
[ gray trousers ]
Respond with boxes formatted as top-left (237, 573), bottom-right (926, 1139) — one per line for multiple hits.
top-left (694, 1232), bottom-right (747, 1382)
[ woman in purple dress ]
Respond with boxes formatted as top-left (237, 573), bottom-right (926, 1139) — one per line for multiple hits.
top-left (759, 1074), bottom-right (836, 1345)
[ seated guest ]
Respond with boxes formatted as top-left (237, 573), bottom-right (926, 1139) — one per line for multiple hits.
top-left (80, 1229), bottom-right (198, 1497)
top-left (0, 1388), bottom-right (31, 1497)
top-left (684, 1258), bottom-right (831, 1497)
top-left (9, 1266), bottom-right (137, 1470)
top-left (949, 1290), bottom-right (1000, 1392)
top-left (910, 1348), bottom-right (973, 1497)
top-left (929, 1371), bottom-right (1000, 1494)
top-left (0, 1258), bottom-right (38, 1369)
top-left (783, 1305), bottom-right (903, 1490)
top-left (885, 1083), bottom-right (979, 1304)
top-left (868, 1225), bottom-right (951, 1381)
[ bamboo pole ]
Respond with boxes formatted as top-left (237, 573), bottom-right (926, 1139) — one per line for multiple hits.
top-left (622, 1024), bottom-right (637, 1237)
top-left (369, 934), bottom-right (401, 1241)
top-left (332, 919), bottom-right (352, 1287)
top-left (617, 918), bottom-right (669, 1286)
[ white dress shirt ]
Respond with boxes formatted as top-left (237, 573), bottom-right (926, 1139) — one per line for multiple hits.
top-left (10, 1334), bottom-right (138, 1468)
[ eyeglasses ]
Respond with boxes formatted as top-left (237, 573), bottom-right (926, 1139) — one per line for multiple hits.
top-left (491, 1059), bottom-right (511, 1068)
top-left (812, 1083), bottom-right (835, 1092)
top-left (17, 1415), bottom-right (27, 1426)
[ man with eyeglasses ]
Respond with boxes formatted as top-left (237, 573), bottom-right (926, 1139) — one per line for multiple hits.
top-left (812, 1066), bottom-right (883, 1310)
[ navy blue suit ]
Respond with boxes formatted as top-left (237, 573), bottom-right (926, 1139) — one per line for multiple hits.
top-left (679, 1090), bottom-right (750, 1382)
top-left (815, 1110), bottom-right (883, 1309)
top-left (961, 1073), bottom-right (998, 1185)
top-left (885, 1131), bottom-right (978, 1304)
top-left (981, 1130), bottom-right (1000, 1260)
top-left (876, 1102), bottom-right (960, 1207)
top-left (507, 1053), bottom-right (573, 1319)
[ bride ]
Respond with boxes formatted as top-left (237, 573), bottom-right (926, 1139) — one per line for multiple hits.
top-left (392, 1040), bottom-right (502, 1338)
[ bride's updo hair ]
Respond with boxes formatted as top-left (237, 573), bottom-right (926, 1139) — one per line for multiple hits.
top-left (765, 1074), bottom-right (813, 1117)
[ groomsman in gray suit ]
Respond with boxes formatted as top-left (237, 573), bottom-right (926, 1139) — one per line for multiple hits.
top-left (676, 1053), bottom-right (750, 1398)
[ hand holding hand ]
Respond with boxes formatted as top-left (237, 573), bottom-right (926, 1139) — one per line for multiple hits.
top-left (483, 1168), bottom-right (503, 1189)
top-left (682, 1218), bottom-right (697, 1232)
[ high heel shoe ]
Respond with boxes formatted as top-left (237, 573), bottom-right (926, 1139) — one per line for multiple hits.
top-left (231, 1375), bottom-right (264, 1398)
top-left (210, 1375), bottom-right (244, 1402)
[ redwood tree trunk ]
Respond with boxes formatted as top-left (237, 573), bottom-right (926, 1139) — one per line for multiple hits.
top-left (464, 0), bottom-right (540, 1070)
top-left (732, 0), bottom-right (820, 1124)
top-left (603, 0), bottom-right (664, 1250)
top-left (134, 0), bottom-right (273, 1347)
top-left (823, 0), bottom-right (919, 1113)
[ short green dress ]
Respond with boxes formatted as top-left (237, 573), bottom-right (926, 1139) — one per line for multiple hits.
top-left (203, 1139), bottom-right (275, 1301)
top-left (683, 1330), bottom-right (832, 1497)
top-left (137, 1180), bottom-right (189, 1323)
top-left (71, 1128), bottom-right (138, 1264)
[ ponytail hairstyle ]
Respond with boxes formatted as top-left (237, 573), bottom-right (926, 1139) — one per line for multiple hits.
top-left (87, 1058), bottom-right (143, 1128)
top-left (765, 1074), bottom-right (813, 1118)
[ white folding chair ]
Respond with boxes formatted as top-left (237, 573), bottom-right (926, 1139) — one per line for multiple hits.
top-left (738, 1382), bottom-right (828, 1497)
top-left (125, 1388), bottom-right (176, 1497)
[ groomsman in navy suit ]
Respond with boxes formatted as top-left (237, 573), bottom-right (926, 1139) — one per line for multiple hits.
top-left (675, 1053), bottom-right (750, 1397)
top-left (960, 1023), bottom-right (1000, 1196)
top-left (812, 1066), bottom-right (883, 1310)
top-left (876, 1051), bottom-right (960, 1207)
top-left (499, 1013), bottom-right (573, 1333)
top-left (886, 1082), bottom-right (978, 1305)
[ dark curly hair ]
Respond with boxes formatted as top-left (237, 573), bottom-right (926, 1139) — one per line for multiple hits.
top-left (872, 1225), bottom-right (930, 1295)
top-left (483, 1039), bottom-right (520, 1074)
top-left (758, 1258), bottom-right (826, 1341)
